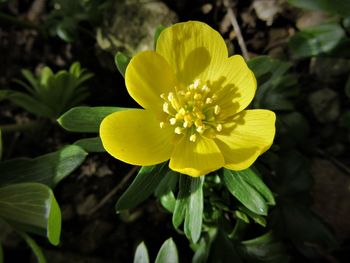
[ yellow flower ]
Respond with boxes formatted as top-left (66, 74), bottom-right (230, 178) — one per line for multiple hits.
top-left (100, 21), bottom-right (276, 177)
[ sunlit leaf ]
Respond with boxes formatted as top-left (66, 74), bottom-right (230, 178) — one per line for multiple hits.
top-left (74, 137), bottom-right (105, 152)
top-left (0, 183), bottom-right (61, 245)
top-left (133, 242), bottom-right (149, 263)
top-left (58, 106), bottom-right (129, 133)
top-left (155, 238), bottom-right (179, 263)
top-left (115, 52), bottom-right (131, 77)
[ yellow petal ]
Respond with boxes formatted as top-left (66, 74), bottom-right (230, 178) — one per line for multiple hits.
top-left (169, 135), bottom-right (224, 177)
top-left (215, 110), bottom-right (276, 170)
top-left (156, 21), bottom-right (228, 85)
top-left (100, 109), bottom-right (174, 166)
top-left (125, 51), bottom-right (177, 113)
top-left (212, 55), bottom-right (257, 116)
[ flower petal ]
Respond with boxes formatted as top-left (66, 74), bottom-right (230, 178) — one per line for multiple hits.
top-left (100, 109), bottom-right (174, 166)
top-left (156, 21), bottom-right (228, 85)
top-left (215, 110), bottom-right (276, 170)
top-left (169, 135), bottom-right (224, 177)
top-left (125, 51), bottom-right (177, 113)
top-left (211, 55), bottom-right (257, 116)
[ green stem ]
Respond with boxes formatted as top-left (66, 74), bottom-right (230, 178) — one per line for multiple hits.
top-left (228, 219), bottom-right (247, 240)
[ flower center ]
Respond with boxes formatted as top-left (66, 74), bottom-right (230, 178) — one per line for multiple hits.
top-left (160, 79), bottom-right (223, 142)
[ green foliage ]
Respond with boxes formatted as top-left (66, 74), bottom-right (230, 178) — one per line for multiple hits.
top-left (133, 238), bottom-right (179, 263)
top-left (45, 0), bottom-right (110, 42)
top-left (115, 52), bottom-right (131, 77)
top-left (248, 56), bottom-right (299, 111)
top-left (18, 232), bottom-right (47, 263)
top-left (1, 62), bottom-right (93, 119)
top-left (288, 0), bottom-right (350, 17)
top-left (0, 183), bottom-right (61, 245)
top-left (0, 145), bottom-right (87, 188)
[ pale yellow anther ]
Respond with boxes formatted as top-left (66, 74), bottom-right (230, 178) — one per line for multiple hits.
top-left (168, 92), bottom-right (174, 101)
top-left (185, 91), bottom-right (192, 98)
top-left (194, 93), bottom-right (202, 100)
top-left (160, 122), bottom-right (165, 128)
top-left (194, 119), bottom-right (202, 127)
top-left (196, 126), bottom-right (205, 134)
top-left (214, 105), bottom-right (221, 115)
top-left (196, 112), bottom-right (205, 120)
top-left (216, 124), bottom-right (223, 132)
top-left (175, 112), bottom-right (183, 120)
top-left (160, 93), bottom-right (166, 99)
top-left (202, 85), bottom-right (210, 93)
top-left (163, 102), bottom-right (169, 113)
top-left (212, 94), bottom-right (218, 100)
top-left (179, 108), bottom-right (186, 115)
top-left (175, 127), bottom-right (183, 134)
top-left (184, 114), bottom-right (193, 123)
top-left (206, 97), bottom-right (213, 104)
top-left (190, 134), bottom-right (197, 142)
top-left (170, 118), bottom-right (177, 125)
top-left (193, 79), bottom-right (201, 88)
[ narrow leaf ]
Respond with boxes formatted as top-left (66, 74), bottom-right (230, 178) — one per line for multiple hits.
top-left (116, 163), bottom-right (168, 211)
top-left (221, 169), bottom-right (268, 215)
top-left (57, 106), bottom-right (129, 133)
top-left (0, 145), bottom-right (87, 188)
top-left (0, 183), bottom-right (61, 245)
top-left (115, 52), bottom-right (131, 77)
top-left (184, 176), bottom-right (204, 243)
top-left (172, 175), bottom-right (190, 229)
top-left (74, 137), bottom-right (105, 152)
top-left (18, 232), bottom-right (47, 263)
top-left (133, 242), bottom-right (149, 263)
top-left (155, 238), bottom-right (179, 263)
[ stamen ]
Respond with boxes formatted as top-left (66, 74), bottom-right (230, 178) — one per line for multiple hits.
top-left (196, 126), bottom-right (205, 133)
top-left (206, 97), bottom-right (213, 104)
top-left (214, 105), bottom-right (221, 115)
top-left (170, 118), bottom-right (177, 125)
top-left (216, 124), bottom-right (222, 132)
top-left (160, 93), bottom-right (166, 99)
top-left (193, 79), bottom-right (201, 88)
top-left (168, 92), bottom-right (174, 101)
top-left (160, 122), bottom-right (165, 128)
top-left (202, 85), bottom-right (210, 93)
top-left (163, 102), bottom-right (169, 113)
top-left (194, 93), bottom-right (202, 100)
top-left (175, 127), bottom-right (183, 134)
top-left (190, 134), bottom-right (197, 142)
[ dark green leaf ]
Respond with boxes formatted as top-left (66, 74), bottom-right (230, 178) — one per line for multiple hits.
top-left (18, 232), bottom-right (47, 263)
top-left (160, 192), bottom-right (176, 213)
top-left (74, 137), bottom-right (105, 152)
top-left (172, 175), bottom-right (190, 229)
top-left (115, 52), bottom-right (131, 77)
top-left (288, 0), bottom-right (350, 16)
top-left (221, 169), bottom-right (268, 215)
top-left (0, 183), bottom-right (61, 245)
top-left (133, 242), bottom-right (149, 263)
top-left (288, 23), bottom-right (345, 59)
top-left (184, 176), bottom-right (204, 243)
top-left (155, 238), bottom-right (179, 263)
top-left (57, 106), bottom-right (129, 133)
top-left (116, 163), bottom-right (168, 211)
top-left (345, 75), bottom-right (350, 98)
top-left (155, 171), bottom-right (179, 197)
top-left (238, 206), bottom-right (267, 227)
top-left (0, 145), bottom-right (87, 188)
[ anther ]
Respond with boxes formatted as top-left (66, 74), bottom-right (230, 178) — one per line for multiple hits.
top-left (175, 127), bottom-right (183, 134)
top-left (206, 97), bottom-right (213, 104)
top-left (168, 92), bottom-right (174, 101)
top-left (160, 122), bottom-right (165, 128)
top-left (216, 124), bottom-right (223, 132)
top-left (170, 118), bottom-right (177, 125)
top-left (214, 105), bottom-right (221, 115)
top-left (196, 126), bottom-right (205, 133)
top-left (163, 102), bottom-right (169, 113)
top-left (193, 79), bottom-right (200, 88)
top-left (202, 85), bottom-right (210, 93)
top-left (190, 134), bottom-right (197, 142)
top-left (160, 93), bottom-right (166, 99)
top-left (194, 93), bottom-right (202, 100)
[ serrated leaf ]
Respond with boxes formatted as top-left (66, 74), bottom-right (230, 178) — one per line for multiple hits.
top-left (57, 106), bottom-right (129, 133)
top-left (0, 145), bottom-right (87, 188)
top-left (74, 137), bottom-right (105, 152)
top-left (115, 52), bottom-right (131, 77)
top-left (0, 183), bottom-right (61, 245)
top-left (116, 162), bottom-right (168, 212)
top-left (155, 238), bottom-right (179, 263)
top-left (133, 242), bottom-right (149, 263)
top-left (18, 232), bottom-right (47, 263)
top-left (221, 169), bottom-right (269, 215)
top-left (184, 176), bottom-right (204, 243)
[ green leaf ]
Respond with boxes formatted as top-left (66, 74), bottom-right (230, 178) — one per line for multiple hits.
top-left (18, 232), bottom-right (47, 263)
top-left (155, 171), bottom-right (178, 212)
top-left (238, 206), bottom-right (267, 227)
top-left (0, 183), bottom-right (61, 245)
top-left (115, 52), bottom-right (131, 77)
top-left (241, 231), bottom-right (290, 263)
top-left (288, 23), bottom-right (346, 59)
top-left (74, 137), bottom-right (105, 152)
top-left (0, 145), bottom-right (87, 188)
top-left (155, 238), bottom-right (179, 263)
top-left (160, 192), bottom-right (176, 213)
top-left (116, 163), bottom-right (168, 211)
top-left (133, 242), bottom-right (149, 263)
top-left (57, 106), bottom-right (129, 133)
top-left (184, 176), bottom-right (204, 243)
top-left (288, 0), bottom-right (350, 16)
top-left (154, 25), bottom-right (166, 49)
top-left (172, 175), bottom-right (190, 229)
top-left (221, 168), bottom-right (270, 215)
